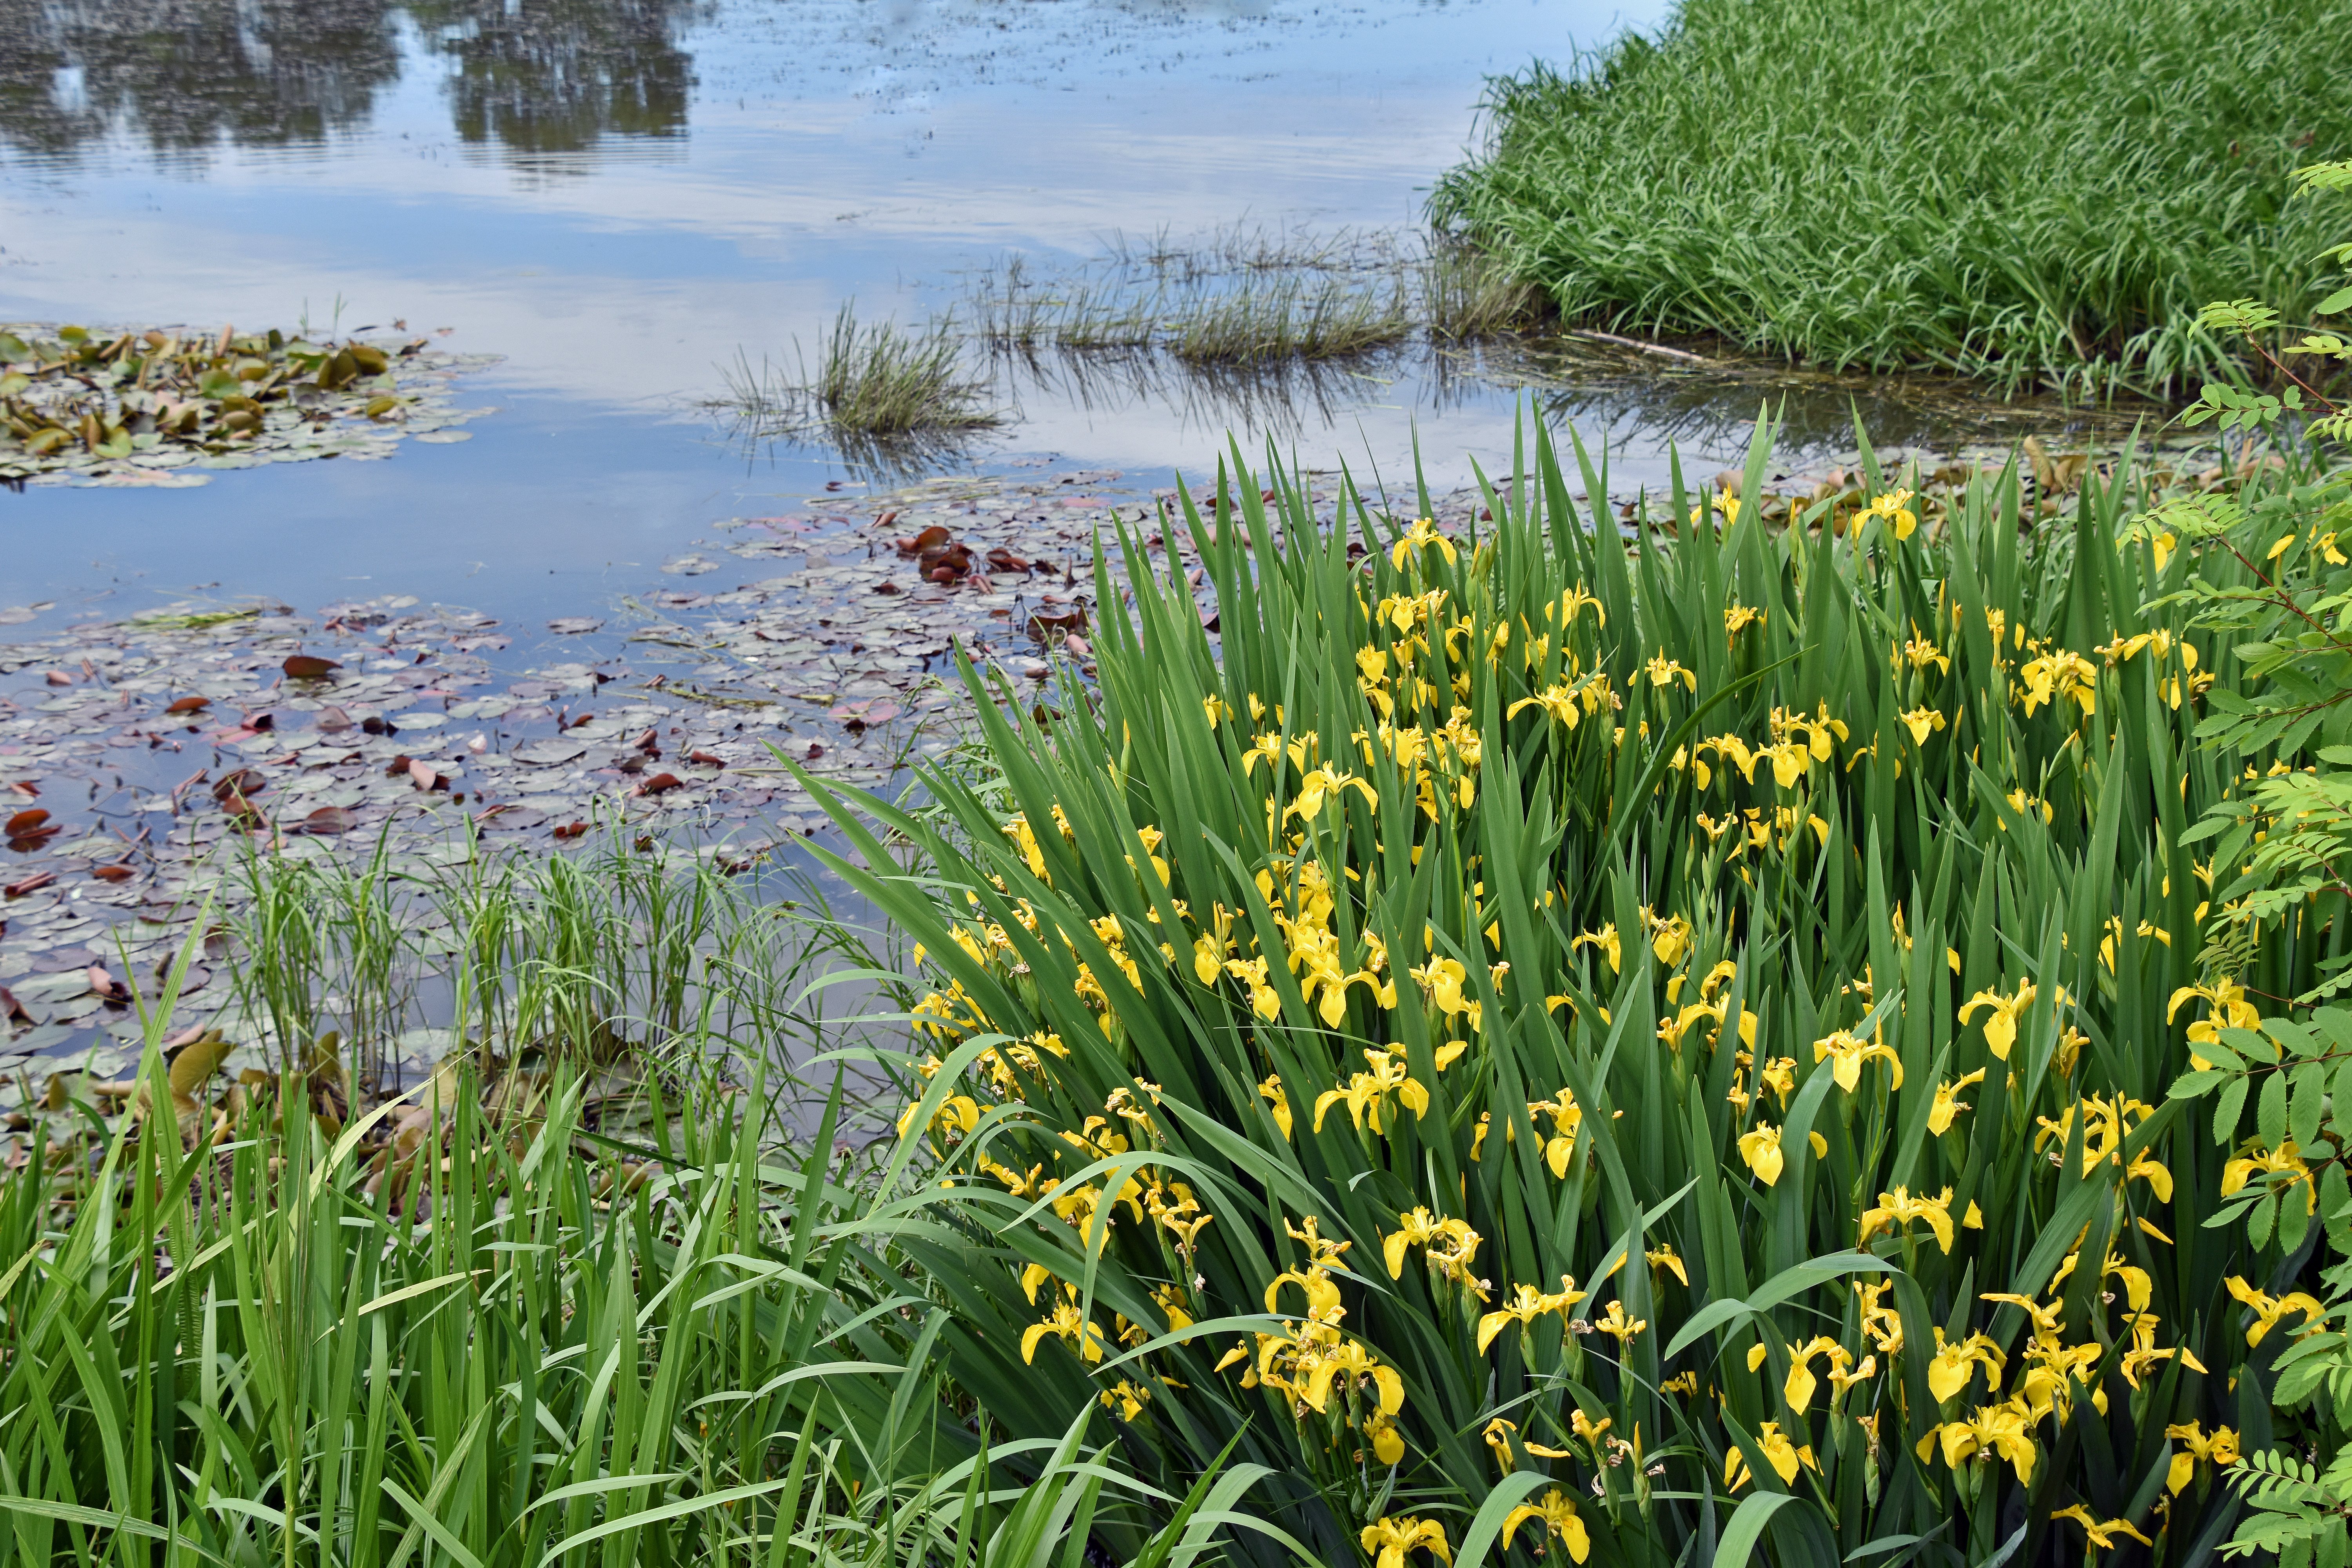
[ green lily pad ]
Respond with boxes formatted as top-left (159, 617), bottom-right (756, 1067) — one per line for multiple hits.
top-left (0, 322), bottom-right (499, 488)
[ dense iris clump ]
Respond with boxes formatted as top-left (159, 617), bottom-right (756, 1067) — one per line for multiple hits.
top-left (833, 413), bottom-right (2349, 1565)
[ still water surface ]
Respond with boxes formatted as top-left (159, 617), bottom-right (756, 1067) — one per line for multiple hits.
top-left (1, 0), bottom-right (1674, 630)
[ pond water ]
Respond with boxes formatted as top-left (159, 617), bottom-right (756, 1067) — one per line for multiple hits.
top-left (0, 0), bottom-right (1681, 631)
top-left (0, 0), bottom-right (2185, 1086)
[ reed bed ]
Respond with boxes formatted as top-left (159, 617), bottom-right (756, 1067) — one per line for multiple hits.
top-left (1164, 276), bottom-right (1413, 364)
top-left (1430, 0), bottom-right (2352, 396)
top-left (1422, 245), bottom-right (1549, 341)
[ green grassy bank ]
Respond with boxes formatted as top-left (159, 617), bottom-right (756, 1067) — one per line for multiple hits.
top-left (1429, 0), bottom-right (2352, 396)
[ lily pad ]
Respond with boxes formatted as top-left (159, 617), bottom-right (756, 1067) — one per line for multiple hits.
top-left (0, 323), bottom-right (498, 489)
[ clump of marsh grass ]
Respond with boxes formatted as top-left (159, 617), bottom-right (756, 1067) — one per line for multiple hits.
top-left (971, 257), bottom-right (1160, 351)
top-left (1420, 240), bottom-right (1548, 339)
top-left (808, 303), bottom-right (996, 434)
top-left (215, 826), bottom-right (890, 1107)
top-left (721, 301), bottom-right (998, 450)
top-left (1165, 274), bottom-right (1413, 362)
top-left (974, 260), bottom-right (1413, 364)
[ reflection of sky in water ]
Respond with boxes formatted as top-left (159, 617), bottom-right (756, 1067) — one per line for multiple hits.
top-left (0, 0), bottom-right (1700, 625)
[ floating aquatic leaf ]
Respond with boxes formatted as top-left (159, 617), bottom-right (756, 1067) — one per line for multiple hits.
top-left (546, 617), bottom-right (602, 634)
top-left (829, 699), bottom-right (902, 728)
top-left (282, 654), bottom-right (339, 679)
top-left (0, 323), bottom-right (497, 489)
top-left (167, 1031), bottom-right (234, 1099)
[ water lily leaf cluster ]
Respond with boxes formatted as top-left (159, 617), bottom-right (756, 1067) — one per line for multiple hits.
top-left (0, 322), bottom-right (498, 486)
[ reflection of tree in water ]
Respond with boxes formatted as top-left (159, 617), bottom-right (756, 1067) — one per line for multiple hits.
top-left (0, 0), bottom-right (401, 158)
top-left (411, 0), bottom-right (698, 164)
top-left (1463, 338), bottom-right (2165, 461)
top-left (0, 0), bottom-right (699, 163)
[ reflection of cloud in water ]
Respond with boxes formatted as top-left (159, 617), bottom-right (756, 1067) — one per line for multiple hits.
top-left (987, 342), bottom-right (1417, 451)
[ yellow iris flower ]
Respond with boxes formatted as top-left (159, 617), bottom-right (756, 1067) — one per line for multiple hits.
top-left (1359, 1515), bottom-right (1451, 1568)
top-left (1921, 1398), bottom-right (2036, 1483)
top-left (1924, 1326), bottom-right (2005, 1403)
top-left (1390, 519), bottom-right (1456, 571)
top-left (1858, 1186), bottom-right (1957, 1254)
top-left (2051, 1506), bottom-right (2150, 1557)
top-left (1572, 923), bottom-right (1622, 973)
top-left (1501, 1490), bottom-right (1590, 1564)
top-left (1258, 1074), bottom-right (1293, 1138)
top-left (1482, 1416), bottom-right (1575, 1474)
top-left (1898, 706), bottom-right (1946, 746)
top-left (1383, 1213), bottom-right (1477, 1279)
top-left (1301, 1339), bottom-right (1404, 1416)
top-left (1814, 1027), bottom-right (1903, 1093)
top-left (2221, 1142), bottom-right (2316, 1212)
top-left (1927, 1068), bottom-right (1987, 1135)
top-left (1860, 488), bottom-right (1917, 539)
top-left (1737, 1121), bottom-right (1827, 1186)
top-left (2225, 1275), bottom-right (2327, 1346)
top-left (1724, 1421), bottom-right (1813, 1490)
top-left (1475, 1276), bottom-right (1588, 1354)
top-left (1593, 1299), bottom-right (1646, 1344)
top-left (1311, 1050), bottom-right (1429, 1134)
top-left (2164, 1421), bottom-right (2242, 1494)
top-left (1958, 981), bottom-right (2036, 1060)
top-left (1644, 652), bottom-right (1697, 690)
top-left (1771, 1335), bottom-right (1861, 1414)
top-left (1021, 1287), bottom-right (1108, 1365)
top-left (1289, 764), bottom-right (1376, 820)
